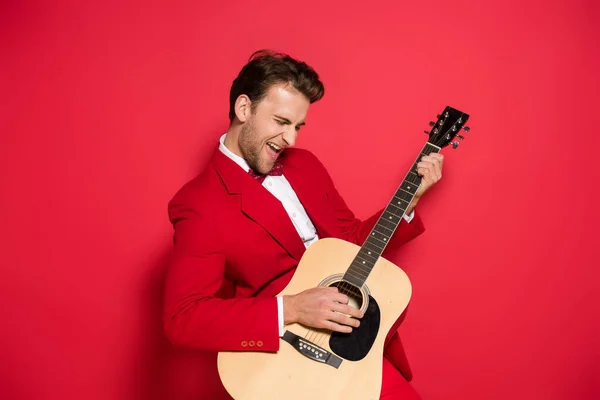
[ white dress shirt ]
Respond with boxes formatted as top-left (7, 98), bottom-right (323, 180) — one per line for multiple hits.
top-left (218, 133), bottom-right (414, 336)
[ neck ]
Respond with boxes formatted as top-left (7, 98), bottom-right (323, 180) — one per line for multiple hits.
top-left (224, 123), bottom-right (243, 158)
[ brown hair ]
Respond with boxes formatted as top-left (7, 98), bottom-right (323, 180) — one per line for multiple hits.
top-left (228, 50), bottom-right (325, 121)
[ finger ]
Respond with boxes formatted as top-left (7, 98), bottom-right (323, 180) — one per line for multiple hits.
top-left (423, 155), bottom-right (443, 180)
top-left (320, 286), bottom-right (344, 299)
top-left (417, 160), bottom-right (433, 170)
top-left (423, 160), bottom-right (440, 181)
top-left (328, 310), bottom-right (361, 328)
top-left (330, 302), bottom-right (363, 319)
top-left (416, 161), bottom-right (432, 178)
top-left (430, 156), bottom-right (443, 180)
top-left (434, 163), bottom-right (442, 180)
top-left (422, 153), bottom-right (444, 163)
top-left (324, 286), bottom-right (341, 294)
top-left (323, 320), bottom-right (353, 334)
top-left (329, 292), bottom-right (350, 305)
top-left (417, 161), bottom-right (441, 182)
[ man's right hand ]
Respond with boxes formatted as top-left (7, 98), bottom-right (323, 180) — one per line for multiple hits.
top-left (282, 287), bottom-right (364, 333)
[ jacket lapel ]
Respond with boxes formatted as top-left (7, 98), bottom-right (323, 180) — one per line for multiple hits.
top-left (211, 148), bottom-right (307, 261)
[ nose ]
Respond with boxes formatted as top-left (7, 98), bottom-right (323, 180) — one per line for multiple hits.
top-left (281, 127), bottom-right (297, 147)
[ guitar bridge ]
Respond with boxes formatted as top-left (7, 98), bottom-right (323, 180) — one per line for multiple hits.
top-left (282, 331), bottom-right (343, 369)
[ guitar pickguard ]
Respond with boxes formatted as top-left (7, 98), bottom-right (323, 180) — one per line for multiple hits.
top-left (329, 295), bottom-right (380, 361)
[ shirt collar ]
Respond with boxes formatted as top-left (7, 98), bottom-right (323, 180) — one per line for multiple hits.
top-left (218, 133), bottom-right (250, 173)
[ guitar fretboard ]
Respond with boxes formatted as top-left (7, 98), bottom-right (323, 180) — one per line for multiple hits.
top-left (343, 143), bottom-right (440, 287)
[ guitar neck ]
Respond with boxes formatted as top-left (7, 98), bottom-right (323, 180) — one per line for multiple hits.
top-left (343, 142), bottom-right (441, 287)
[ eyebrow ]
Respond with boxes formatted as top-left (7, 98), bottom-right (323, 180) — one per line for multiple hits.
top-left (274, 115), bottom-right (306, 127)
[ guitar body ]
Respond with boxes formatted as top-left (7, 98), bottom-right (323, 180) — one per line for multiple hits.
top-left (217, 237), bottom-right (412, 400)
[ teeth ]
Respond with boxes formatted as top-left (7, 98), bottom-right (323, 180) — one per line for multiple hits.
top-left (267, 142), bottom-right (281, 151)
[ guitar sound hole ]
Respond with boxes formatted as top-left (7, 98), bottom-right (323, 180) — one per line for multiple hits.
top-left (330, 281), bottom-right (363, 310)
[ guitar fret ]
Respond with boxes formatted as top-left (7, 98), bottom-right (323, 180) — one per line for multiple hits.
top-left (388, 203), bottom-right (406, 215)
top-left (358, 247), bottom-right (378, 259)
top-left (381, 215), bottom-right (397, 226)
top-left (374, 227), bottom-right (392, 237)
top-left (384, 207), bottom-right (404, 218)
top-left (348, 265), bottom-right (369, 277)
top-left (379, 218), bottom-right (398, 230)
top-left (368, 234), bottom-right (388, 246)
top-left (355, 253), bottom-right (376, 265)
top-left (401, 180), bottom-right (417, 189)
top-left (379, 218), bottom-right (397, 230)
top-left (392, 196), bottom-right (410, 207)
top-left (349, 266), bottom-right (372, 278)
top-left (405, 174), bottom-right (421, 185)
top-left (372, 231), bottom-right (392, 243)
top-left (395, 190), bottom-right (412, 202)
top-left (363, 241), bottom-right (383, 255)
top-left (349, 266), bottom-right (370, 278)
top-left (344, 270), bottom-right (366, 281)
top-left (358, 251), bottom-right (378, 263)
top-left (385, 217), bottom-right (402, 226)
top-left (378, 224), bottom-right (397, 235)
top-left (352, 257), bottom-right (372, 269)
top-left (365, 237), bottom-right (384, 250)
top-left (371, 235), bottom-right (389, 246)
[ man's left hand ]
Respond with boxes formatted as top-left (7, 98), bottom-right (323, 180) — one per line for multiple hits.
top-left (406, 153), bottom-right (444, 214)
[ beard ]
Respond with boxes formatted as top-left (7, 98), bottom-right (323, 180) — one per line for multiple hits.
top-left (239, 116), bottom-right (272, 174)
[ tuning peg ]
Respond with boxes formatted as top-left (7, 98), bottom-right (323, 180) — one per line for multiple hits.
top-left (462, 126), bottom-right (471, 133)
top-left (436, 114), bottom-right (441, 119)
top-left (429, 121), bottom-right (435, 127)
top-left (451, 141), bottom-right (460, 149)
top-left (456, 134), bottom-right (464, 140)
top-left (424, 130), bottom-right (430, 135)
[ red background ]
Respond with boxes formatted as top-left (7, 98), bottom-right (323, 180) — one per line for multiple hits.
top-left (1, 1), bottom-right (599, 399)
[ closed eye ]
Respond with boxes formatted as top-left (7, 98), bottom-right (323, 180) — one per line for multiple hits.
top-left (274, 116), bottom-right (305, 131)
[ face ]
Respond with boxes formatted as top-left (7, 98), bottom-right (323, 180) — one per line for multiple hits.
top-left (238, 84), bottom-right (310, 174)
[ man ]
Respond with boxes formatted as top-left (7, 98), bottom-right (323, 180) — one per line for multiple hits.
top-left (163, 50), bottom-right (444, 399)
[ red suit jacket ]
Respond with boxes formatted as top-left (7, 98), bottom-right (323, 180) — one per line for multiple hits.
top-left (163, 145), bottom-right (425, 398)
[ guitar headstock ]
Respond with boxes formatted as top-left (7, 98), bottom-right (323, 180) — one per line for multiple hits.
top-left (425, 106), bottom-right (470, 149)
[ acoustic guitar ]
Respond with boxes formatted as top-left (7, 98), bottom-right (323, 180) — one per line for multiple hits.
top-left (217, 106), bottom-right (471, 400)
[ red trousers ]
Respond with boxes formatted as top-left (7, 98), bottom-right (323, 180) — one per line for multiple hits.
top-left (380, 357), bottom-right (422, 400)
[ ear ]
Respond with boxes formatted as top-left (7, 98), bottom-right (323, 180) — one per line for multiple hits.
top-left (234, 95), bottom-right (252, 123)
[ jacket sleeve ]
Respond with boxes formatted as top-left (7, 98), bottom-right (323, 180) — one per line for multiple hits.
top-left (162, 198), bottom-right (280, 353)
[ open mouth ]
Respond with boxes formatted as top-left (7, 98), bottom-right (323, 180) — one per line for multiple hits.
top-left (266, 142), bottom-right (283, 160)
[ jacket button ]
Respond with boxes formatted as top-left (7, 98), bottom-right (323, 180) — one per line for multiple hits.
top-left (249, 341), bottom-right (255, 347)
top-left (241, 341), bottom-right (248, 347)
top-left (257, 341), bottom-right (263, 347)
